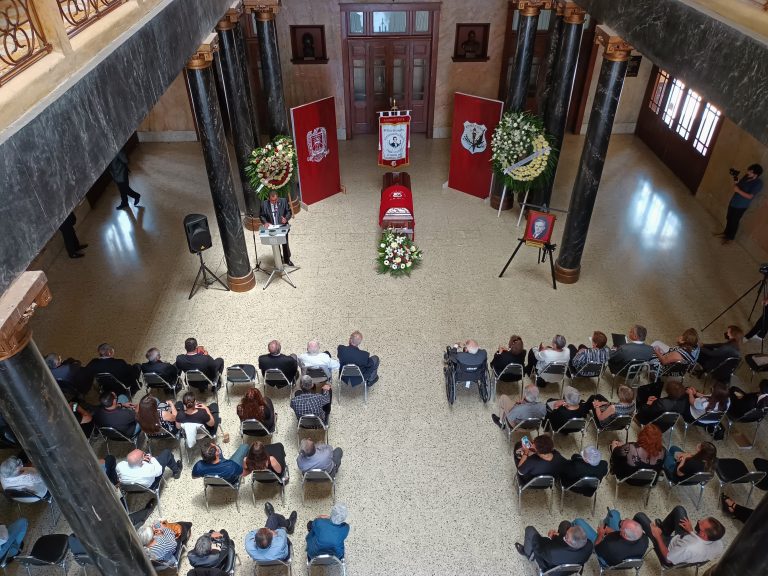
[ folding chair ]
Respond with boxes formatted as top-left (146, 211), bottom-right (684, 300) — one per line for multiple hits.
top-left (528, 558), bottom-right (583, 576)
top-left (185, 369), bottom-right (220, 403)
top-left (568, 360), bottom-right (606, 395)
top-left (179, 424), bottom-right (216, 465)
top-left (225, 364), bottom-right (257, 404)
top-left (590, 413), bottom-right (634, 447)
top-left (297, 414), bottom-right (329, 449)
top-left (614, 469), bottom-right (657, 506)
top-left (142, 372), bottom-right (181, 401)
top-left (663, 469), bottom-right (714, 510)
top-left (492, 362), bottom-right (525, 399)
top-left (609, 361), bottom-right (650, 398)
top-left (68, 534), bottom-right (95, 575)
top-left (14, 534), bottom-right (69, 575)
top-left (646, 412), bottom-right (681, 448)
top-left (97, 426), bottom-right (142, 455)
top-left (203, 475), bottom-right (241, 512)
top-left (533, 361), bottom-right (568, 391)
top-left (700, 357), bottom-right (740, 390)
top-left (263, 369), bottom-right (295, 395)
top-left (304, 366), bottom-right (331, 385)
top-left (306, 553), bottom-right (345, 576)
top-left (656, 361), bottom-right (691, 386)
top-left (256, 538), bottom-right (293, 575)
top-left (659, 560), bottom-right (709, 575)
top-left (598, 557), bottom-right (645, 576)
top-left (241, 418), bottom-right (275, 439)
top-left (337, 364), bottom-right (368, 404)
top-left (120, 478), bottom-right (164, 516)
top-left (514, 473), bottom-right (555, 511)
top-left (560, 476), bottom-right (601, 515)
top-left (3, 488), bottom-right (59, 530)
top-left (544, 417), bottom-right (587, 449)
top-left (503, 417), bottom-right (542, 445)
top-left (95, 373), bottom-right (132, 396)
top-left (681, 410), bottom-right (725, 448)
top-left (251, 467), bottom-right (290, 505)
top-left (146, 426), bottom-right (183, 461)
top-left (725, 406), bottom-right (767, 449)
top-left (745, 354), bottom-right (768, 384)
top-left (152, 521), bottom-right (191, 574)
top-left (715, 457), bottom-right (766, 505)
top-left (301, 469), bottom-right (335, 503)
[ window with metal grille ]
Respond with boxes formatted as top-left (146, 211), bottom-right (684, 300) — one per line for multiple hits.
top-left (648, 69), bottom-right (669, 114)
top-left (693, 103), bottom-right (721, 156)
top-left (662, 78), bottom-right (685, 127)
top-left (675, 89), bottom-right (702, 140)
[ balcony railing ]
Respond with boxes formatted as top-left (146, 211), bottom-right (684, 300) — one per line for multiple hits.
top-left (0, 0), bottom-right (53, 86)
top-left (57, 0), bottom-right (125, 37)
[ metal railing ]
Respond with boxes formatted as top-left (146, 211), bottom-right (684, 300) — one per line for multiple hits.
top-left (0, 0), bottom-right (53, 86)
top-left (57, 0), bottom-right (125, 37)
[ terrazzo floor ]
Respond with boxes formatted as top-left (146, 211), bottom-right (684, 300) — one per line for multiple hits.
top-left (15, 132), bottom-right (768, 575)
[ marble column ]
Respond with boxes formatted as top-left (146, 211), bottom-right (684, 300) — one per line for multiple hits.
top-left (216, 9), bottom-right (260, 230)
top-left (704, 491), bottom-right (768, 576)
top-left (0, 272), bottom-right (156, 576)
top-left (234, 13), bottom-right (262, 146)
top-left (186, 38), bottom-right (256, 292)
top-left (554, 27), bottom-right (631, 284)
top-left (533, 2), bottom-right (586, 209)
top-left (537, 1), bottom-right (565, 119)
top-left (505, 1), bottom-right (551, 112)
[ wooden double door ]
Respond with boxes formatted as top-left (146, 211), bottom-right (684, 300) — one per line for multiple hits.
top-left (347, 37), bottom-right (431, 134)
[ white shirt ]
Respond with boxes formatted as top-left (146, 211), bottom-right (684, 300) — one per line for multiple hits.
top-left (667, 533), bottom-right (724, 565)
top-left (1, 470), bottom-right (48, 501)
top-left (532, 347), bottom-right (570, 382)
top-left (116, 458), bottom-right (163, 487)
top-left (299, 352), bottom-right (340, 378)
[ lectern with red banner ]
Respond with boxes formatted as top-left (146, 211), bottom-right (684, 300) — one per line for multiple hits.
top-left (379, 172), bottom-right (415, 239)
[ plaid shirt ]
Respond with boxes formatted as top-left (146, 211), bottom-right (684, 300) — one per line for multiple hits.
top-left (290, 390), bottom-right (331, 421)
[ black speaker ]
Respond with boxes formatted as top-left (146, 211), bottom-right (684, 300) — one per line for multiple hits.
top-left (183, 214), bottom-right (212, 254)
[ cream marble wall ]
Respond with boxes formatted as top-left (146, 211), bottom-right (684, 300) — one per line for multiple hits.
top-left (696, 118), bottom-right (768, 259)
top-left (137, 73), bottom-right (197, 141)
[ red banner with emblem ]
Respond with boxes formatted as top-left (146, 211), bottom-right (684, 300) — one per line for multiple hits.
top-left (290, 96), bottom-right (342, 205)
top-left (448, 92), bottom-right (504, 199)
top-left (378, 112), bottom-right (410, 168)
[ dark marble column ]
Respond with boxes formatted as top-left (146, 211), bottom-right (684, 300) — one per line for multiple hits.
top-left (0, 273), bottom-right (156, 576)
top-left (235, 13), bottom-right (262, 147)
top-left (537, 1), bottom-right (565, 119)
top-left (186, 42), bottom-right (255, 292)
top-left (251, 7), bottom-right (289, 137)
top-left (704, 491), bottom-right (768, 576)
top-left (216, 10), bottom-right (260, 230)
top-left (505, 2), bottom-right (546, 112)
top-left (555, 28), bottom-right (632, 284)
top-left (533, 2), bottom-right (586, 209)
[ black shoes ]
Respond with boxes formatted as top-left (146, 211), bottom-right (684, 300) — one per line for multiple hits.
top-left (264, 501), bottom-right (275, 517)
top-left (68, 253), bottom-right (84, 259)
top-left (116, 204), bottom-right (129, 210)
top-left (173, 460), bottom-right (183, 479)
top-left (491, 414), bottom-right (503, 429)
top-left (285, 259), bottom-right (295, 266)
top-left (77, 244), bottom-right (88, 250)
top-left (515, 543), bottom-right (527, 557)
top-left (287, 511), bottom-right (297, 534)
top-left (134, 194), bottom-right (141, 206)
top-left (368, 376), bottom-right (379, 386)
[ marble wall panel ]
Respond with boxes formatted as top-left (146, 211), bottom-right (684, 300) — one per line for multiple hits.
top-left (0, 0), bottom-right (233, 293)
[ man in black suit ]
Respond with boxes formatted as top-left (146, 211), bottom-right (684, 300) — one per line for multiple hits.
top-left (517, 522), bottom-right (593, 570)
top-left (140, 348), bottom-right (179, 385)
top-left (337, 330), bottom-right (380, 386)
top-left (259, 191), bottom-right (293, 266)
top-left (258, 340), bottom-right (299, 384)
top-left (560, 446), bottom-right (608, 494)
top-left (45, 353), bottom-right (88, 396)
top-left (608, 325), bottom-right (654, 374)
top-left (696, 325), bottom-right (742, 373)
top-left (175, 338), bottom-right (224, 391)
top-left (83, 343), bottom-right (141, 395)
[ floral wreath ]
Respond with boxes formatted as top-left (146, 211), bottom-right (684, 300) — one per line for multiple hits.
top-left (376, 230), bottom-right (423, 277)
top-left (245, 135), bottom-right (297, 200)
top-left (491, 111), bottom-right (557, 193)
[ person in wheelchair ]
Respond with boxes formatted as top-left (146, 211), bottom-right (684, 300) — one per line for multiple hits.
top-left (446, 340), bottom-right (488, 379)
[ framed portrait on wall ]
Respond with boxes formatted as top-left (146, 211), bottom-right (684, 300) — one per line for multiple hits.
top-left (523, 210), bottom-right (556, 246)
top-left (290, 25), bottom-right (328, 64)
top-left (452, 23), bottom-right (490, 62)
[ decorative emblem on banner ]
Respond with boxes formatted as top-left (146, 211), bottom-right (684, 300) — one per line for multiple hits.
top-left (378, 111), bottom-right (411, 168)
top-left (461, 121), bottom-right (487, 154)
top-left (306, 127), bottom-right (329, 163)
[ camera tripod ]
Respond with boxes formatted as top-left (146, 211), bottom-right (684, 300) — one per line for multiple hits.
top-left (702, 269), bottom-right (768, 354)
top-left (188, 251), bottom-right (229, 300)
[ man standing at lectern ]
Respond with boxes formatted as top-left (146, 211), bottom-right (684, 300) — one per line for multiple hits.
top-left (260, 191), bottom-right (294, 266)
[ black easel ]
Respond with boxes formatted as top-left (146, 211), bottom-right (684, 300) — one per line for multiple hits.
top-left (499, 239), bottom-right (558, 290)
top-left (188, 252), bottom-right (230, 300)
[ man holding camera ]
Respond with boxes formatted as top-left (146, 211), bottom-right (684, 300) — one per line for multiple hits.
top-left (715, 164), bottom-right (763, 244)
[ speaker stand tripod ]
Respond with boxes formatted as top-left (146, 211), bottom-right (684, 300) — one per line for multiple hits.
top-left (247, 211), bottom-right (263, 273)
top-left (188, 251), bottom-right (230, 300)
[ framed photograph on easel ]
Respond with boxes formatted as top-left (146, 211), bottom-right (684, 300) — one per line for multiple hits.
top-left (523, 210), bottom-right (556, 246)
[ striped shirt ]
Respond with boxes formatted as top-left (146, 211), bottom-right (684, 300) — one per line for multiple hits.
top-left (148, 527), bottom-right (177, 563)
top-left (571, 347), bottom-right (610, 373)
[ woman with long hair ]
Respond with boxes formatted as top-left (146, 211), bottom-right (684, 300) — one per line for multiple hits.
top-left (236, 388), bottom-right (276, 431)
top-left (136, 394), bottom-right (177, 435)
top-left (664, 441), bottom-right (717, 481)
top-left (241, 441), bottom-right (286, 478)
top-left (610, 423), bottom-right (666, 480)
top-left (685, 381), bottom-right (730, 424)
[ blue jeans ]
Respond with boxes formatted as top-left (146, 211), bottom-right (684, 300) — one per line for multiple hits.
top-left (573, 509), bottom-right (621, 566)
top-left (664, 446), bottom-right (684, 478)
top-left (229, 443), bottom-right (251, 468)
top-left (0, 518), bottom-right (27, 560)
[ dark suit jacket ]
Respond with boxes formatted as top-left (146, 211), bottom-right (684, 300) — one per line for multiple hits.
top-left (595, 532), bottom-right (649, 567)
top-left (141, 360), bottom-right (178, 385)
top-left (83, 357), bottom-right (140, 391)
top-left (559, 455), bottom-right (608, 494)
top-left (337, 344), bottom-right (375, 384)
top-left (697, 342), bottom-right (740, 372)
top-left (175, 354), bottom-right (222, 382)
top-left (259, 197), bottom-right (292, 226)
top-left (636, 396), bottom-right (688, 427)
top-left (258, 353), bottom-right (298, 382)
top-left (608, 343), bottom-right (655, 374)
top-left (533, 533), bottom-right (593, 571)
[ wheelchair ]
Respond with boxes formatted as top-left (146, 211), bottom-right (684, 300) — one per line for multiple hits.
top-left (443, 346), bottom-right (491, 405)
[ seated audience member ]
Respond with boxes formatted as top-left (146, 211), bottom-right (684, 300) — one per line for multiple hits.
top-left (515, 521), bottom-right (593, 570)
top-left (568, 331), bottom-right (611, 375)
top-left (447, 339), bottom-right (488, 380)
top-left (526, 335), bottom-right (570, 385)
top-left (258, 340), bottom-right (299, 384)
top-left (608, 325), bottom-right (654, 375)
top-left (696, 325), bottom-right (742, 374)
top-left (664, 442), bottom-right (717, 482)
top-left (94, 391), bottom-right (140, 436)
top-left (587, 386), bottom-right (636, 426)
top-left (727, 381), bottom-right (768, 419)
top-left (636, 380), bottom-right (688, 427)
top-left (491, 335), bottom-right (526, 380)
top-left (634, 506), bottom-right (725, 566)
top-left (245, 502), bottom-right (297, 562)
top-left (191, 442), bottom-right (250, 485)
top-left (560, 446), bottom-right (608, 493)
top-left (338, 330), bottom-right (380, 386)
top-left (492, 384), bottom-right (546, 429)
top-left (237, 388), bottom-right (276, 431)
top-left (116, 448), bottom-right (182, 485)
top-left (84, 343), bottom-right (141, 395)
top-left (299, 340), bottom-right (339, 380)
top-left (721, 494), bottom-right (753, 524)
top-left (291, 376), bottom-right (332, 424)
top-left (514, 434), bottom-right (566, 483)
top-left (545, 386), bottom-right (590, 432)
top-left (242, 442), bottom-right (287, 478)
top-left (141, 348), bottom-right (179, 386)
top-left (306, 504), bottom-right (350, 560)
top-left (70, 401), bottom-right (95, 438)
top-left (138, 520), bottom-right (185, 563)
top-left (175, 338), bottom-right (224, 389)
top-left (573, 509), bottom-right (648, 567)
top-left (45, 353), bottom-right (87, 395)
top-left (0, 456), bottom-right (48, 500)
top-left (651, 328), bottom-right (700, 367)
top-left (684, 381), bottom-right (730, 424)
top-left (609, 424), bottom-right (666, 481)
top-left (137, 394), bottom-right (178, 436)
top-left (297, 438), bottom-right (343, 477)
top-left (175, 392), bottom-right (219, 436)
top-left (188, 529), bottom-right (233, 570)
top-left (0, 518), bottom-right (27, 561)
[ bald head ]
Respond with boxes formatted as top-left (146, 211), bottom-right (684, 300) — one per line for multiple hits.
top-left (307, 340), bottom-right (320, 354)
top-left (349, 331), bottom-right (363, 346)
top-left (126, 450), bottom-right (145, 467)
top-left (465, 340), bottom-right (479, 354)
top-left (621, 520), bottom-right (643, 541)
top-left (268, 340), bottom-right (281, 355)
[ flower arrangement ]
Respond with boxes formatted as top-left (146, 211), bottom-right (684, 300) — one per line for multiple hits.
top-left (245, 135), bottom-right (297, 200)
top-left (376, 230), bottom-right (423, 277)
top-left (490, 111), bottom-right (556, 193)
